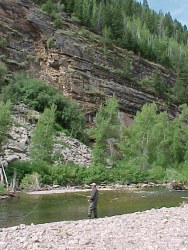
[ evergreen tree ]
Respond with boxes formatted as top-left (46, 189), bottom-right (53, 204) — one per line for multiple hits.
top-left (39, 0), bottom-right (188, 78)
top-left (123, 0), bottom-right (134, 17)
top-left (173, 57), bottom-right (188, 103)
top-left (0, 61), bottom-right (7, 90)
top-left (152, 71), bottom-right (165, 95)
top-left (179, 105), bottom-right (188, 162)
top-left (143, 0), bottom-right (149, 8)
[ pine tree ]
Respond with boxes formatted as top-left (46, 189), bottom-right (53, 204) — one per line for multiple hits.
top-left (152, 71), bottom-right (165, 95)
top-left (173, 57), bottom-right (188, 103)
top-left (143, 0), bottom-right (149, 8)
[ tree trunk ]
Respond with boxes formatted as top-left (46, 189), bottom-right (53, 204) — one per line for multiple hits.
top-left (11, 168), bottom-right (17, 193)
top-left (0, 168), bottom-right (4, 186)
top-left (2, 165), bottom-right (8, 191)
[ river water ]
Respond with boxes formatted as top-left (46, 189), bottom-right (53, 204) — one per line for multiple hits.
top-left (0, 187), bottom-right (188, 228)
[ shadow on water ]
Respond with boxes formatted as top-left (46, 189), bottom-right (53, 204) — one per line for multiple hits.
top-left (0, 186), bottom-right (188, 228)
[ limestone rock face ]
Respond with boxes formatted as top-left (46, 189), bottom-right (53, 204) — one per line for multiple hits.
top-left (0, 0), bottom-right (179, 124)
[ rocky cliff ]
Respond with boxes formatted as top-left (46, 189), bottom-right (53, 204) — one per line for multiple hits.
top-left (0, 0), bottom-right (179, 124)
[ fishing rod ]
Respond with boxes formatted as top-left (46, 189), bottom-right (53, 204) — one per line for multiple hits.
top-left (74, 192), bottom-right (90, 197)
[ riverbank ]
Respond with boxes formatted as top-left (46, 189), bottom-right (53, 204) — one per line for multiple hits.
top-left (27, 181), bottom-right (187, 195)
top-left (26, 185), bottom-right (122, 195)
top-left (26, 182), bottom-right (163, 195)
top-left (0, 203), bottom-right (188, 250)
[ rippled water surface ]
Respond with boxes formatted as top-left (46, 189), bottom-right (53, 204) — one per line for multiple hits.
top-left (1, 187), bottom-right (188, 228)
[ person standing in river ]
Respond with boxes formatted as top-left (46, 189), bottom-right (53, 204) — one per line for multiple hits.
top-left (88, 183), bottom-right (99, 219)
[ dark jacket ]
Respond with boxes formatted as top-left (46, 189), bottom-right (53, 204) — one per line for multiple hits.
top-left (89, 188), bottom-right (98, 204)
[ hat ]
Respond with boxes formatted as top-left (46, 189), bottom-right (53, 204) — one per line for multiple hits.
top-left (90, 183), bottom-right (96, 186)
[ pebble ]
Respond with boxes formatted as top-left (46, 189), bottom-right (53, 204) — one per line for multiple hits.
top-left (1, 205), bottom-right (188, 249)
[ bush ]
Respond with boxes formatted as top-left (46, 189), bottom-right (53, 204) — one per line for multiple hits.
top-left (54, 16), bottom-right (62, 28)
top-left (0, 184), bottom-right (6, 194)
top-left (146, 165), bottom-right (166, 183)
top-left (41, 0), bottom-right (64, 17)
top-left (20, 172), bottom-right (41, 191)
top-left (49, 164), bottom-right (86, 186)
top-left (0, 37), bottom-right (7, 49)
top-left (115, 161), bottom-right (148, 184)
top-left (165, 168), bottom-right (183, 183)
top-left (1, 74), bottom-right (86, 141)
top-left (6, 160), bottom-right (168, 187)
top-left (0, 61), bottom-right (7, 88)
top-left (46, 37), bottom-right (54, 49)
top-left (5, 161), bottom-right (50, 186)
top-left (83, 165), bottom-right (114, 184)
top-left (178, 163), bottom-right (188, 183)
top-left (0, 101), bottom-right (12, 149)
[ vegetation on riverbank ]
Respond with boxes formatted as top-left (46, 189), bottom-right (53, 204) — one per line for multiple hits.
top-left (5, 94), bottom-right (188, 190)
top-left (0, 75), bottom-right (187, 190)
top-left (0, 83), bottom-right (187, 190)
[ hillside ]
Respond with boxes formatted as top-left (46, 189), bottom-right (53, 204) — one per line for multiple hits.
top-left (0, 0), bottom-right (179, 125)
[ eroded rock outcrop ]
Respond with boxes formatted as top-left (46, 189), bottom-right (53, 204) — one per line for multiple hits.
top-left (53, 133), bottom-right (92, 167)
top-left (0, 104), bottom-right (92, 168)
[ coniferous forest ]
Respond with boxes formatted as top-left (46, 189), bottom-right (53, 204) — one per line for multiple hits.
top-left (37, 0), bottom-right (188, 67)
top-left (35, 0), bottom-right (188, 104)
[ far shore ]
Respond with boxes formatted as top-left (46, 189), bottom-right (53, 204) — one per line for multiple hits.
top-left (1, 183), bottom-right (163, 199)
top-left (1, 181), bottom-right (187, 197)
top-left (26, 182), bottom-right (166, 195)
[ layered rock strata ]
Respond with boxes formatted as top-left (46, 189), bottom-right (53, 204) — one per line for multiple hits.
top-left (0, 0), bottom-right (179, 124)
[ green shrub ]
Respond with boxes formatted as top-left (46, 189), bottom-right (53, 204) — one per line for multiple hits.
top-left (146, 165), bottom-right (166, 183)
top-left (83, 165), bottom-right (114, 184)
top-left (41, 0), bottom-right (64, 17)
top-left (1, 74), bottom-right (86, 141)
top-left (0, 101), bottom-right (12, 149)
top-left (20, 172), bottom-right (41, 190)
top-left (165, 168), bottom-right (183, 183)
top-left (54, 16), bottom-right (62, 28)
top-left (0, 61), bottom-right (7, 87)
top-left (5, 161), bottom-right (50, 186)
top-left (49, 164), bottom-right (86, 186)
top-left (0, 184), bottom-right (6, 194)
top-left (5, 160), bottom-right (164, 187)
top-left (0, 37), bottom-right (7, 49)
top-left (178, 163), bottom-right (188, 183)
top-left (46, 37), bottom-right (54, 49)
top-left (139, 77), bottom-right (154, 88)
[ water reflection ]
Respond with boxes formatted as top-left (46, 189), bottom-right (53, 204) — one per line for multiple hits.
top-left (0, 187), bottom-right (188, 228)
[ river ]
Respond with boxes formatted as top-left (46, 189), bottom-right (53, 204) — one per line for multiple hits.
top-left (0, 187), bottom-right (188, 228)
